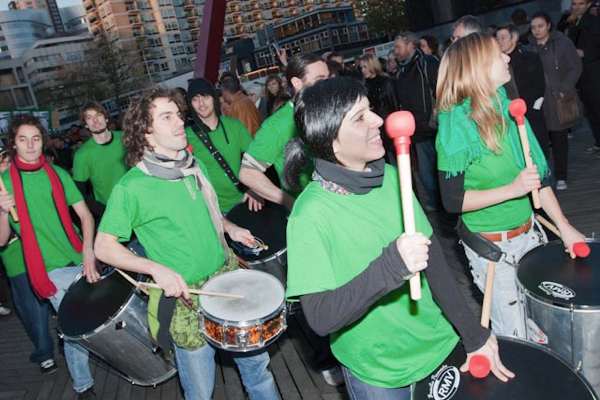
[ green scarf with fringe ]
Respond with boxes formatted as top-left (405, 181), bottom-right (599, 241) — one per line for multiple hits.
top-left (437, 87), bottom-right (548, 180)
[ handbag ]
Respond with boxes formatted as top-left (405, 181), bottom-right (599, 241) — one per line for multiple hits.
top-left (555, 93), bottom-right (581, 126)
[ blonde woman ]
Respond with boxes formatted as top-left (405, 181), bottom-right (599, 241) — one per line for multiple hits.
top-left (435, 33), bottom-right (584, 338)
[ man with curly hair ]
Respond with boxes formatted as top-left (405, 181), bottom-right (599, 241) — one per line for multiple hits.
top-left (94, 86), bottom-right (278, 400)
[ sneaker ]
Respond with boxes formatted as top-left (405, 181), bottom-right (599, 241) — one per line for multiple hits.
top-left (320, 366), bottom-right (344, 387)
top-left (556, 180), bottom-right (568, 191)
top-left (0, 304), bottom-right (11, 316)
top-left (584, 145), bottom-right (600, 153)
top-left (77, 387), bottom-right (96, 399)
top-left (40, 359), bottom-right (57, 375)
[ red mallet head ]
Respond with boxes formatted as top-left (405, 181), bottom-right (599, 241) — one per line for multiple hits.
top-left (574, 242), bottom-right (591, 258)
top-left (469, 354), bottom-right (491, 379)
top-left (385, 111), bottom-right (415, 155)
top-left (509, 98), bottom-right (527, 126)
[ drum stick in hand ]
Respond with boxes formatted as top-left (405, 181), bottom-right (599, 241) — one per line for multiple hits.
top-left (535, 215), bottom-right (590, 257)
top-left (509, 99), bottom-right (541, 209)
top-left (469, 261), bottom-right (495, 379)
top-left (0, 176), bottom-right (18, 222)
top-left (385, 111), bottom-right (421, 301)
top-left (138, 282), bottom-right (245, 299)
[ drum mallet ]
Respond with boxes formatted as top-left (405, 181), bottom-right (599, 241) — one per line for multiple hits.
top-left (469, 261), bottom-right (495, 378)
top-left (535, 215), bottom-right (591, 258)
top-left (0, 177), bottom-right (18, 222)
top-left (385, 111), bottom-right (421, 301)
top-left (509, 99), bottom-right (541, 209)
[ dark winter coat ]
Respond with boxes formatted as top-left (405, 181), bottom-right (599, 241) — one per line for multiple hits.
top-left (568, 10), bottom-right (600, 101)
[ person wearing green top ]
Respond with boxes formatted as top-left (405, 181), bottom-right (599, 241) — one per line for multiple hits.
top-left (0, 114), bottom-right (98, 398)
top-left (283, 77), bottom-right (512, 398)
top-left (73, 101), bottom-right (128, 219)
top-left (94, 86), bottom-right (278, 400)
top-left (435, 33), bottom-right (584, 338)
top-left (239, 52), bottom-right (329, 210)
top-left (185, 78), bottom-right (263, 213)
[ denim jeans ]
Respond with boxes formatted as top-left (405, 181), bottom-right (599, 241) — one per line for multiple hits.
top-left (173, 343), bottom-right (278, 400)
top-left (47, 266), bottom-right (94, 393)
top-left (9, 273), bottom-right (54, 364)
top-left (462, 216), bottom-right (547, 338)
top-left (342, 366), bottom-right (410, 400)
top-left (414, 140), bottom-right (441, 209)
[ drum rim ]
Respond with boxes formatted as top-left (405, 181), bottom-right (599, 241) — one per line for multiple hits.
top-left (57, 270), bottom-right (147, 340)
top-left (242, 247), bottom-right (287, 265)
top-left (200, 302), bottom-right (286, 326)
top-left (517, 239), bottom-right (600, 309)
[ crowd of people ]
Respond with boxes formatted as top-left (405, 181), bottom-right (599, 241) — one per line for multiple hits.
top-left (0, 1), bottom-right (598, 399)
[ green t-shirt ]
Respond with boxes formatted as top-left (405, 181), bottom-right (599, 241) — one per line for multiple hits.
top-left (185, 116), bottom-right (252, 213)
top-left (98, 166), bottom-right (225, 284)
top-left (245, 101), bottom-right (312, 194)
top-left (286, 164), bottom-right (458, 388)
top-left (2, 166), bottom-right (84, 272)
top-left (436, 95), bottom-right (545, 232)
top-left (0, 237), bottom-right (26, 278)
top-left (72, 130), bottom-right (128, 205)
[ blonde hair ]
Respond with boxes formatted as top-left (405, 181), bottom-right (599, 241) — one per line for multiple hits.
top-left (436, 33), bottom-right (506, 153)
top-left (360, 53), bottom-right (388, 78)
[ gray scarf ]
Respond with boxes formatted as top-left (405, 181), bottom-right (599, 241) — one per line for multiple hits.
top-left (136, 150), bottom-right (229, 263)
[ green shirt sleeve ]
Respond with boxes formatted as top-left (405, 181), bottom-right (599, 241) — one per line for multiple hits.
top-left (55, 166), bottom-right (84, 206)
top-left (98, 182), bottom-right (136, 242)
top-left (72, 148), bottom-right (90, 183)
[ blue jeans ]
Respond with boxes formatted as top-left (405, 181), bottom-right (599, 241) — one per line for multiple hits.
top-left (173, 343), bottom-right (278, 400)
top-left (9, 273), bottom-right (54, 364)
top-left (342, 366), bottom-right (410, 400)
top-left (414, 140), bottom-right (440, 209)
top-left (47, 266), bottom-right (94, 393)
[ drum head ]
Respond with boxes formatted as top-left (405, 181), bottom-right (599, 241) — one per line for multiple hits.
top-left (200, 270), bottom-right (285, 322)
top-left (517, 240), bottom-right (600, 308)
top-left (58, 270), bottom-right (138, 337)
top-left (412, 337), bottom-right (597, 399)
top-left (225, 201), bottom-right (287, 261)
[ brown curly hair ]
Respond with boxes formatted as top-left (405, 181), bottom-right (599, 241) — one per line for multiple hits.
top-left (6, 114), bottom-right (50, 161)
top-left (122, 86), bottom-right (185, 166)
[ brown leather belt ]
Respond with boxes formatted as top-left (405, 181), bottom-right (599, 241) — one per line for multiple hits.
top-left (479, 219), bottom-right (532, 242)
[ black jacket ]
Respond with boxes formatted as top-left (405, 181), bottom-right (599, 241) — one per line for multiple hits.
top-left (394, 49), bottom-right (438, 142)
top-left (506, 45), bottom-right (550, 157)
top-left (569, 10), bottom-right (600, 100)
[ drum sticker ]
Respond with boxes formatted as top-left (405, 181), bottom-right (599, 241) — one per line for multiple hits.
top-left (230, 237), bottom-right (265, 257)
top-left (427, 365), bottom-right (460, 400)
top-left (526, 318), bottom-right (548, 344)
top-left (538, 281), bottom-right (576, 300)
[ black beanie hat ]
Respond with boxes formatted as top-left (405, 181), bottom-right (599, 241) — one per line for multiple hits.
top-left (187, 78), bottom-right (218, 102)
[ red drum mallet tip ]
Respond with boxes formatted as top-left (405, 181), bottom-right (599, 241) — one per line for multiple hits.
top-left (469, 354), bottom-right (491, 379)
top-left (574, 242), bottom-right (591, 258)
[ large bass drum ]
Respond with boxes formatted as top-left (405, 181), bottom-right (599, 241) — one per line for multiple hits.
top-left (412, 336), bottom-right (597, 399)
top-left (57, 241), bottom-right (177, 386)
top-left (517, 239), bottom-right (600, 395)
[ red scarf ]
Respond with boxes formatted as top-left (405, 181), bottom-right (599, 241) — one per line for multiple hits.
top-left (10, 156), bottom-right (83, 299)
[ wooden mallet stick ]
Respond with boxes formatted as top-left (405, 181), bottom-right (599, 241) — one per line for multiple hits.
top-left (509, 99), bottom-right (541, 209)
top-left (0, 177), bottom-right (18, 222)
top-left (385, 111), bottom-right (421, 301)
top-left (535, 215), bottom-right (591, 257)
top-left (114, 267), bottom-right (149, 295)
top-left (253, 241), bottom-right (269, 251)
top-left (138, 282), bottom-right (245, 299)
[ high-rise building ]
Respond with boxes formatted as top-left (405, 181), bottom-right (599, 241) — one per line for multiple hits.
top-left (83, 0), bottom-right (359, 82)
top-left (13, 0), bottom-right (67, 35)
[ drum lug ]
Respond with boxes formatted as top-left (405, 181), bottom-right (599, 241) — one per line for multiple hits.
top-left (197, 313), bottom-right (205, 334)
top-left (115, 321), bottom-right (126, 330)
top-left (236, 329), bottom-right (251, 348)
top-left (281, 308), bottom-right (288, 331)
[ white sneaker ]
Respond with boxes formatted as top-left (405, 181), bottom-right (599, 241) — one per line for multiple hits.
top-left (321, 366), bottom-right (344, 387)
top-left (556, 180), bottom-right (568, 191)
top-left (0, 304), bottom-right (10, 316)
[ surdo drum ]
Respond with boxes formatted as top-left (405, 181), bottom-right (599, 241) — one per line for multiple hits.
top-left (226, 201), bottom-right (288, 285)
top-left (198, 269), bottom-right (286, 351)
top-left (412, 336), bottom-right (597, 399)
top-left (517, 239), bottom-right (600, 395)
top-left (57, 241), bottom-right (177, 386)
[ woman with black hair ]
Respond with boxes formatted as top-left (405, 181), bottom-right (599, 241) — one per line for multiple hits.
top-left (283, 77), bottom-right (512, 399)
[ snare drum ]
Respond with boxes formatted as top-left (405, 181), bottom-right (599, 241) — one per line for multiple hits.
top-left (412, 337), bottom-right (597, 399)
top-left (517, 239), bottom-right (600, 395)
top-left (226, 201), bottom-right (288, 285)
top-left (198, 269), bottom-right (286, 351)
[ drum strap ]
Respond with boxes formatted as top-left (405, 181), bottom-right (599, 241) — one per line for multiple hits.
top-left (456, 218), bottom-right (503, 262)
top-left (191, 121), bottom-right (247, 193)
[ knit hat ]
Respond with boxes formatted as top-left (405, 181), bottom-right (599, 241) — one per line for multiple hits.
top-left (186, 78), bottom-right (221, 120)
